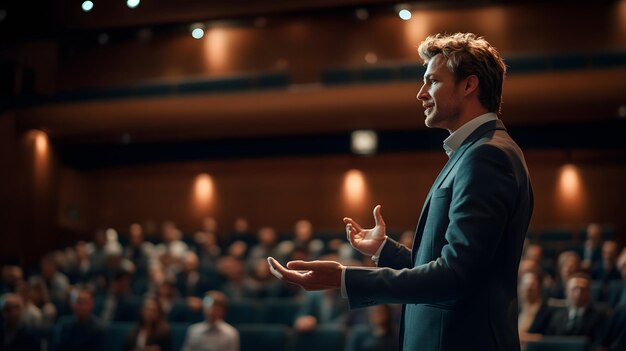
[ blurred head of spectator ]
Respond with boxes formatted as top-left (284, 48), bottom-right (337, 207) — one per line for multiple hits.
top-left (369, 304), bottom-right (394, 335)
top-left (93, 228), bottom-right (107, 249)
top-left (139, 296), bottom-right (167, 331)
top-left (162, 221), bottom-right (181, 244)
top-left (71, 289), bottom-right (95, 321)
top-left (566, 273), bottom-right (591, 309)
top-left (585, 223), bottom-right (603, 248)
top-left (182, 252), bottom-right (200, 275)
top-left (523, 244), bottom-right (544, 264)
top-left (233, 217), bottom-right (249, 234)
top-left (1, 265), bottom-right (23, 292)
top-left (519, 271), bottom-right (543, 306)
top-left (2, 293), bottom-right (24, 329)
top-left (602, 240), bottom-right (619, 270)
top-left (227, 241), bottom-right (248, 260)
top-left (111, 270), bottom-right (133, 297)
top-left (294, 220), bottom-right (313, 244)
top-left (202, 217), bottom-right (218, 234)
top-left (129, 223), bottom-right (144, 248)
top-left (203, 291), bottom-right (228, 326)
top-left (258, 227), bottom-right (277, 248)
top-left (558, 251), bottom-right (581, 283)
top-left (518, 259), bottom-right (542, 280)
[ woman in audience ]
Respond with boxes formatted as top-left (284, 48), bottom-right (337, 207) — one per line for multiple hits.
top-left (125, 296), bottom-right (173, 351)
top-left (518, 271), bottom-right (554, 346)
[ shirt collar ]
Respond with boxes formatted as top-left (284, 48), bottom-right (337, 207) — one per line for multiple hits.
top-left (443, 112), bottom-right (498, 158)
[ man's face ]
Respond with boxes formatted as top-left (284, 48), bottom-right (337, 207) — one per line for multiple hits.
top-left (73, 291), bottom-right (94, 320)
top-left (566, 277), bottom-right (590, 308)
top-left (417, 54), bottom-right (464, 131)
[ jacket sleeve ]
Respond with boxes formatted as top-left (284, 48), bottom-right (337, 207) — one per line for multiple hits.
top-left (345, 144), bottom-right (519, 308)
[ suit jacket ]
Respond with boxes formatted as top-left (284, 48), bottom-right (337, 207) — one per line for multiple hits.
top-left (52, 315), bottom-right (105, 351)
top-left (545, 304), bottom-right (609, 345)
top-left (345, 120), bottom-right (533, 351)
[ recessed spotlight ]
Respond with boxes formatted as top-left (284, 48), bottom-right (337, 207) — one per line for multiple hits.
top-left (351, 130), bottom-right (378, 155)
top-left (82, 1), bottom-right (94, 12)
top-left (127, 0), bottom-right (140, 9)
top-left (398, 9), bottom-right (412, 21)
top-left (190, 23), bottom-right (205, 39)
top-left (0, 9), bottom-right (7, 22)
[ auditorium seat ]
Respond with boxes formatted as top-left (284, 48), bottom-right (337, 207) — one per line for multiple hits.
top-left (291, 323), bottom-right (345, 351)
top-left (238, 324), bottom-right (289, 351)
top-left (525, 336), bottom-right (589, 351)
top-left (170, 323), bottom-right (190, 351)
top-left (104, 322), bottom-right (133, 351)
top-left (226, 299), bottom-right (262, 325)
top-left (261, 298), bottom-right (302, 326)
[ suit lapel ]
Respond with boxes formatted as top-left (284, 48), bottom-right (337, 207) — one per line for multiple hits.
top-left (411, 120), bottom-right (506, 264)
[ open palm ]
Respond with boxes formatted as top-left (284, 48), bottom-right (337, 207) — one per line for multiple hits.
top-left (343, 205), bottom-right (387, 256)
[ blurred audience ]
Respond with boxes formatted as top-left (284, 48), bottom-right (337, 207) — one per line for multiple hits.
top-left (549, 250), bottom-right (581, 300)
top-left (294, 289), bottom-right (349, 332)
top-left (175, 252), bottom-right (216, 298)
top-left (181, 291), bottom-right (239, 351)
top-left (598, 304), bottom-right (626, 351)
top-left (346, 304), bottom-right (398, 351)
top-left (591, 240), bottom-right (621, 283)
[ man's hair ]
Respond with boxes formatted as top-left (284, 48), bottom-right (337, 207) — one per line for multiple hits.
top-left (567, 272), bottom-right (591, 284)
top-left (418, 32), bottom-right (506, 114)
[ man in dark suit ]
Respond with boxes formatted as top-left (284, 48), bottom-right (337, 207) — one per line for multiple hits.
top-left (53, 289), bottom-right (105, 351)
top-left (543, 273), bottom-right (609, 347)
top-left (268, 32), bottom-right (533, 351)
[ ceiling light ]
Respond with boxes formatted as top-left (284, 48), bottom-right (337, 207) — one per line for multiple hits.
top-left (398, 9), bottom-right (412, 20)
top-left (127, 0), bottom-right (140, 9)
top-left (82, 1), bottom-right (94, 12)
top-left (190, 23), bottom-right (205, 39)
top-left (355, 8), bottom-right (369, 21)
top-left (351, 130), bottom-right (378, 155)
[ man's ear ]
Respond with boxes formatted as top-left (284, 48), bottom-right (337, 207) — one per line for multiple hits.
top-left (463, 75), bottom-right (479, 97)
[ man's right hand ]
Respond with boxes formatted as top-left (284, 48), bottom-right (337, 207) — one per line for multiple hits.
top-left (343, 205), bottom-right (387, 256)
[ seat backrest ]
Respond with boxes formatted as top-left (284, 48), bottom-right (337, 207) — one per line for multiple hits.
top-left (238, 324), bottom-right (289, 351)
top-left (290, 323), bottom-right (345, 351)
top-left (525, 336), bottom-right (589, 351)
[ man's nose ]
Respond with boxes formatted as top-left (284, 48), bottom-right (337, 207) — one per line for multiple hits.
top-left (416, 85), bottom-right (428, 101)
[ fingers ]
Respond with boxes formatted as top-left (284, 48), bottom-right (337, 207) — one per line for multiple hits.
top-left (343, 217), bottom-right (364, 232)
top-left (373, 205), bottom-right (385, 228)
top-left (286, 260), bottom-right (339, 271)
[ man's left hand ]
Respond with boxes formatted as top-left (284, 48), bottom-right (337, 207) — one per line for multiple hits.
top-left (267, 257), bottom-right (343, 291)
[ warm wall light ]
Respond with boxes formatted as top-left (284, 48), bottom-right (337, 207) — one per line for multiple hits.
top-left (203, 27), bottom-right (229, 72)
top-left (343, 169), bottom-right (368, 209)
top-left (194, 173), bottom-right (215, 207)
top-left (555, 163), bottom-right (586, 219)
top-left (558, 164), bottom-right (581, 200)
top-left (34, 130), bottom-right (49, 156)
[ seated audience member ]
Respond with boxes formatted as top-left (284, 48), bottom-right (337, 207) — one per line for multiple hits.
top-left (598, 304), bottom-right (626, 351)
top-left (543, 273), bottom-right (609, 348)
top-left (0, 266), bottom-right (23, 295)
top-left (197, 231), bottom-right (221, 269)
top-left (549, 250), bottom-right (581, 300)
top-left (194, 217), bottom-right (219, 246)
top-left (247, 227), bottom-right (285, 266)
top-left (294, 289), bottom-right (349, 332)
top-left (66, 241), bottom-right (93, 284)
top-left (14, 280), bottom-right (42, 328)
top-left (175, 252), bottom-right (216, 298)
top-left (227, 217), bottom-right (254, 249)
top-left (155, 221), bottom-right (189, 276)
top-left (218, 256), bottom-right (259, 300)
top-left (518, 271), bottom-right (554, 345)
top-left (96, 270), bottom-right (139, 323)
top-left (31, 255), bottom-right (70, 310)
top-left (125, 297), bottom-right (173, 351)
top-left (88, 228), bottom-right (122, 274)
top-left (591, 240), bottom-right (621, 283)
top-left (28, 277), bottom-right (57, 326)
top-left (524, 243), bottom-right (556, 280)
top-left (124, 223), bottom-right (154, 277)
top-left (53, 288), bottom-right (105, 351)
top-left (616, 249), bottom-right (626, 306)
top-left (278, 220), bottom-right (324, 260)
top-left (346, 304), bottom-right (398, 351)
top-left (581, 223), bottom-right (603, 272)
top-left (0, 293), bottom-right (39, 351)
top-left (181, 291), bottom-right (239, 351)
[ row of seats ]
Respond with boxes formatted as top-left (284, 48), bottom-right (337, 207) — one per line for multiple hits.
top-left (96, 323), bottom-right (594, 351)
top-left (97, 322), bottom-right (353, 351)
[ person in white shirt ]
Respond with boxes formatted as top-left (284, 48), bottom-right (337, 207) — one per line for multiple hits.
top-left (181, 290), bottom-right (239, 351)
